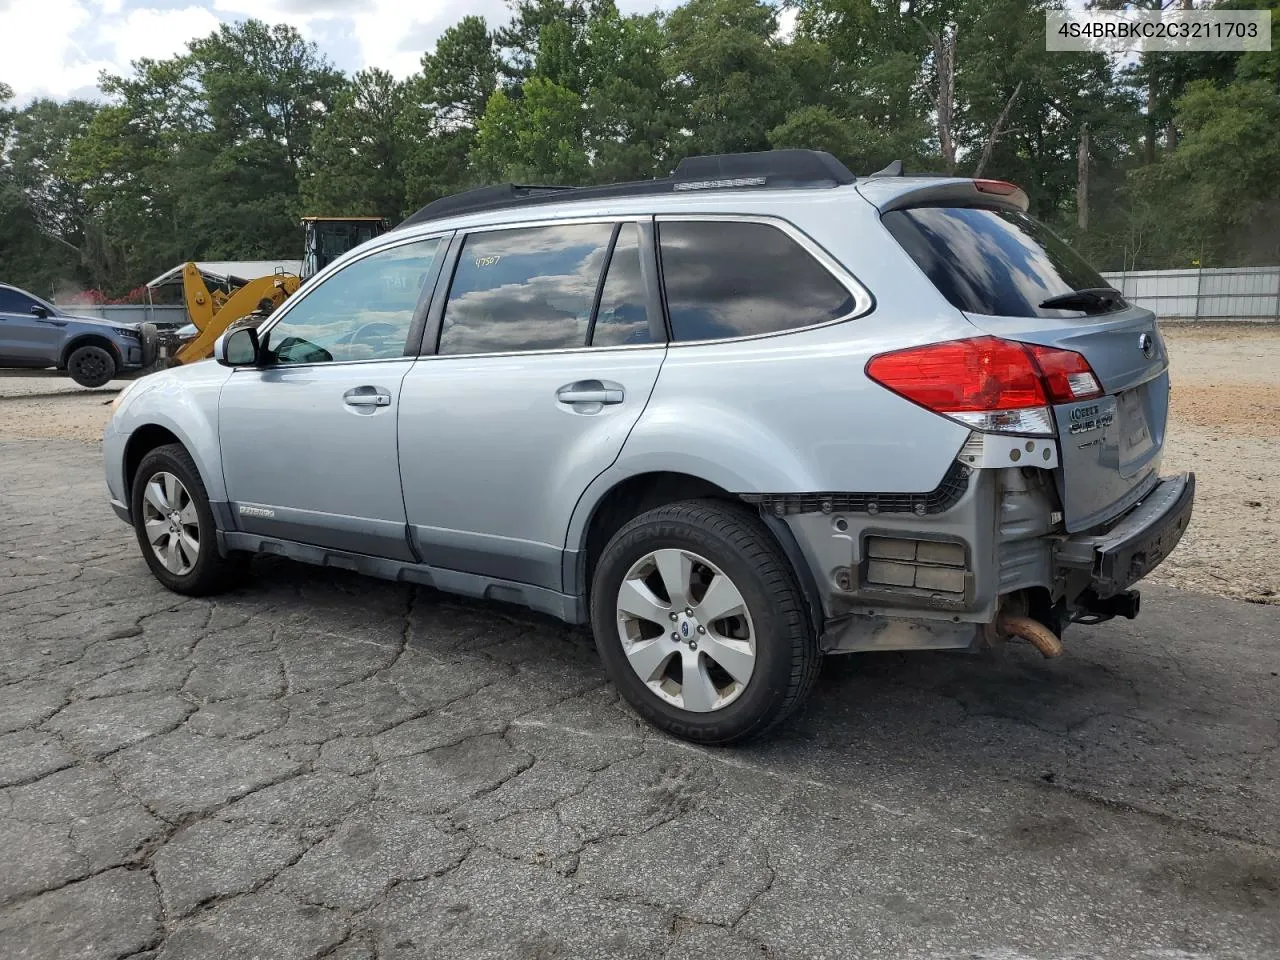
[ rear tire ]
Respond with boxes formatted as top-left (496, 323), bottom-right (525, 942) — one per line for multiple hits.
top-left (67, 344), bottom-right (116, 388)
top-left (590, 499), bottom-right (821, 745)
top-left (130, 443), bottom-right (246, 596)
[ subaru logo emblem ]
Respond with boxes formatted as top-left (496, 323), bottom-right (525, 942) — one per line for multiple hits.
top-left (1139, 332), bottom-right (1155, 360)
top-left (680, 621), bottom-right (690, 638)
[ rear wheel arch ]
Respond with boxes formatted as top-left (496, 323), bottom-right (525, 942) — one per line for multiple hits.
top-left (573, 470), bottom-right (825, 636)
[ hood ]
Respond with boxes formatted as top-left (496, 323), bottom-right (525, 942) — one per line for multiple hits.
top-left (58, 311), bottom-right (140, 330)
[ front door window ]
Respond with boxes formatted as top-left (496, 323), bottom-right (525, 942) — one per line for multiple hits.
top-left (266, 238), bottom-right (442, 364)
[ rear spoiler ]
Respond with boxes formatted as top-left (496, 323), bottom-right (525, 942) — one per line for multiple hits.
top-left (858, 177), bottom-right (1030, 215)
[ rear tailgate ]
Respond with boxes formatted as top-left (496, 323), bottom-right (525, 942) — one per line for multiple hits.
top-left (878, 198), bottom-right (1169, 533)
top-left (966, 307), bottom-right (1169, 531)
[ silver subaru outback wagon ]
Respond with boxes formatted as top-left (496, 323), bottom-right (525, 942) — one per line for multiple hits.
top-left (103, 150), bottom-right (1193, 744)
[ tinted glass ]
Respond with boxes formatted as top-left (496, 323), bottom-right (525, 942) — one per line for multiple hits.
top-left (439, 223), bottom-right (614, 355)
top-left (591, 224), bottom-right (651, 347)
top-left (658, 221), bottom-right (854, 342)
top-left (882, 206), bottom-right (1117, 318)
top-left (0, 289), bottom-right (36, 314)
top-left (267, 238), bottom-right (440, 364)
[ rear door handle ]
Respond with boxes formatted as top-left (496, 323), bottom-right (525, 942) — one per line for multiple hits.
top-left (343, 386), bottom-right (392, 407)
top-left (556, 380), bottom-right (625, 405)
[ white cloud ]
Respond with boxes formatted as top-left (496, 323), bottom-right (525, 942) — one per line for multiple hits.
top-left (100, 7), bottom-right (222, 70)
top-left (0, 0), bottom-right (112, 102)
top-left (776, 5), bottom-right (797, 42)
top-left (0, 0), bottom-right (219, 103)
top-left (209, 0), bottom-right (495, 79)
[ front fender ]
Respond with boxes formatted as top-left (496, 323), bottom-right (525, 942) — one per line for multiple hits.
top-left (108, 365), bottom-right (231, 502)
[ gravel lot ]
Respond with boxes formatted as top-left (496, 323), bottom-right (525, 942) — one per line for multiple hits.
top-left (1, 326), bottom-right (1279, 959)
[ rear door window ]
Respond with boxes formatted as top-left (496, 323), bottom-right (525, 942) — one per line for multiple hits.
top-left (439, 223), bottom-right (614, 355)
top-left (590, 224), bottom-right (651, 347)
top-left (658, 220), bottom-right (855, 342)
top-left (882, 206), bottom-right (1119, 318)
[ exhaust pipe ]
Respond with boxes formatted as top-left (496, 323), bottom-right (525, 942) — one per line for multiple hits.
top-left (997, 615), bottom-right (1064, 659)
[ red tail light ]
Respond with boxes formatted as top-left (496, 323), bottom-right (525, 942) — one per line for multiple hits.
top-left (865, 336), bottom-right (1103, 435)
top-left (974, 179), bottom-right (1020, 195)
top-left (1026, 343), bottom-right (1103, 403)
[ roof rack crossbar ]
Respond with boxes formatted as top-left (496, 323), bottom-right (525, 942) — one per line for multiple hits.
top-left (396, 150), bottom-right (856, 229)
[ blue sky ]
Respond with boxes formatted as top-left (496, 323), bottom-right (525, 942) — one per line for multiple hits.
top-left (0, 0), bottom-right (716, 106)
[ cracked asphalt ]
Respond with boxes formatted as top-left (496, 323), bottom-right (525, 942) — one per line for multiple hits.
top-left (1, 437), bottom-right (1279, 960)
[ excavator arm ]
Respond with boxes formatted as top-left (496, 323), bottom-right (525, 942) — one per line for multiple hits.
top-left (175, 264), bottom-right (300, 365)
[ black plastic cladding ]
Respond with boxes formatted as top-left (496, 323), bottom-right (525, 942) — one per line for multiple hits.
top-left (396, 150), bottom-right (857, 230)
top-left (740, 462), bottom-right (972, 518)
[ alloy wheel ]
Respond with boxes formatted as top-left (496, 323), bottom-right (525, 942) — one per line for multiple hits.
top-left (141, 471), bottom-right (200, 575)
top-left (615, 548), bottom-right (757, 712)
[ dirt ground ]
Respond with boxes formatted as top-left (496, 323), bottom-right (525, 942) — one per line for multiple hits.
top-left (1, 323), bottom-right (1277, 603)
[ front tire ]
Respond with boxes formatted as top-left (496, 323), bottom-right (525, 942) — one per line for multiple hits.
top-left (130, 444), bottom-right (245, 596)
top-left (67, 344), bottom-right (117, 387)
top-left (590, 499), bottom-right (821, 745)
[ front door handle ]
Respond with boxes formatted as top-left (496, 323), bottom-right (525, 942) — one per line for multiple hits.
top-left (343, 386), bottom-right (392, 407)
top-left (556, 380), bottom-right (625, 405)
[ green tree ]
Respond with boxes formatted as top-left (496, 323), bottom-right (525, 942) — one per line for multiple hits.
top-left (582, 5), bottom-right (680, 182)
top-left (63, 19), bottom-right (345, 293)
top-left (495, 0), bottom-right (590, 85)
top-left (0, 95), bottom-right (99, 294)
top-left (1130, 79), bottom-right (1280, 267)
top-left (471, 78), bottom-right (588, 182)
top-left (421, 15), bottom-right (501, 126)
top-left (666, 0), bottom-right (798, 154)
top-left (304, 69), bottom-right (409, 220)
top-left (952, 0), bottom-right (1136, 222)
top-left (402, 16), bottom-right (501, 208)
top-left (792, 0), bottom-right (935, 171)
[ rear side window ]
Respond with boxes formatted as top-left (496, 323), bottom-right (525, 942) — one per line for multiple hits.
top-left (882, 206), bottom-right (1116, 318)
top-left (439, 223), bottom-right (614, 355)
top-left (658, 220), bottom-right (854, 342)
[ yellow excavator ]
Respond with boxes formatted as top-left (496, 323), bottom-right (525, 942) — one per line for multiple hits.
top-left (166, 216), bottom-right (386, 365)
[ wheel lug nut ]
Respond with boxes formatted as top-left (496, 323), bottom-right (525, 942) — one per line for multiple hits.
top-left (684, 607), bottom-right (693, 616)
top-left (671, 632), bottom-right (680, 641)
top-left (669, 612), bottom-right (678, 621)
top-left (689, 641), bottom-right (698, 651)
top-left (697, 625), bottom-right (705, 634)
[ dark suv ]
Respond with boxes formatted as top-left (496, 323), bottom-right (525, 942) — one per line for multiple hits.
top-left (0, 283), bottom-right (157, 387)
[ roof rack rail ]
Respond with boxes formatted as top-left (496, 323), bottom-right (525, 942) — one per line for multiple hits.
top-left (396, 150), bottom-right (856, 229)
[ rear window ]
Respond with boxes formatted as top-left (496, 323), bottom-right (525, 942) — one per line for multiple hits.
top-left (882, 206), bottom-right (1117, 318)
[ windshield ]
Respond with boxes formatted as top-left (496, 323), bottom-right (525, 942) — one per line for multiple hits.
top-left (883, 205), bottom-right (1122, 318)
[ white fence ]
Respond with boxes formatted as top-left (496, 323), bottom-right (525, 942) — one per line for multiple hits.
top-left (1100, 266), bottom-right (1280, 321)
top-left (53, 303), bottom-right (189, 326)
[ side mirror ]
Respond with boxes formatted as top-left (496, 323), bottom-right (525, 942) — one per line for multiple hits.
top-left (30, 305), bottom-right (49, 319)
top-left (214, 327), bottom-right (261, 367)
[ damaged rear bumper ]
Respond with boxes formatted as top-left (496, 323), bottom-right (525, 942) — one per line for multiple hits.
top-left (1057, 472), bottom-right (1195, 598)
top-left (776, 465), bottom-right (1194, 654)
